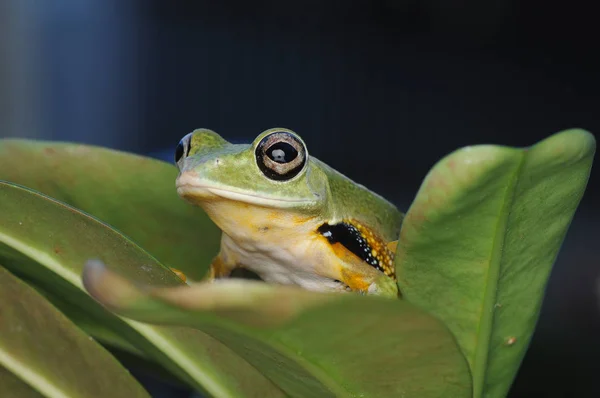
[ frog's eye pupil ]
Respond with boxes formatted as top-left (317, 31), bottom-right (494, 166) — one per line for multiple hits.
top-left (268, 142), bottom-right (298, 164)
top-left (255, 131), bottom-right (307, 181)
top-left (271, 149), bottom-right (285, 162)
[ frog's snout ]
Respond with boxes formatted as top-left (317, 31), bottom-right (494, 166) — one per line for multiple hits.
top-left (175, 170), bottom-right (199, 189)
top-left (178, 151), bottom-right (225, 176)
top-left (175, 170), bottom-right (215, 203)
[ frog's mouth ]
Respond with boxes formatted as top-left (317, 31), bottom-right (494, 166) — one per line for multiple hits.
top-left (176, 173), bottom-right (315, 208)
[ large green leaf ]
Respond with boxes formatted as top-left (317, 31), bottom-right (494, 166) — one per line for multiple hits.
top-left (0, 139), bottom-right (220, 280)
top-left (0, 367), bottom-right (43, 398)
top-left (82, 260), bottom-right (472, 398)
top-left (0, 181), bottom-right (284, 398)
top-left (395, 129), bottom-right (595, 397)
top-left (0, 265), bottom-right (149, 398)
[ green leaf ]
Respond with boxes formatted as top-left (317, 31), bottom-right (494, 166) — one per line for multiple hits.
top-left (0, 139), bottom-right (220, 280)
top-left (0, 265), bottom-right (149, 398)
top-left (0, 181), bottom-right (285, 398)
top-left (0, 367), bottom-right (44, 398)
top-left (26, 280), bottom-right (144, 356)
top-left (82, 261), bottom-right (473, 398)
top-left (395, 129), bottom-right (595, 397)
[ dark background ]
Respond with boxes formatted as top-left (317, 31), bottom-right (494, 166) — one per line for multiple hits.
top-left (1, 1), bottom-right (598, 397)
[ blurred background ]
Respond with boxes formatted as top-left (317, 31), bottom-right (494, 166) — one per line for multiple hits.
top-left (0, 0), bottom-right (598, 396)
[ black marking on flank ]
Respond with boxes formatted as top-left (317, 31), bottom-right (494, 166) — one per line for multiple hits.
top-left (318, 222), bottom-right (384, 273)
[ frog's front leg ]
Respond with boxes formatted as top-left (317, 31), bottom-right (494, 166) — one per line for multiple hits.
top-left (170, 254), bottom-right (237, 283)
top-left (203, 252), bottom-right (239, 281)
top-left (170, 253), bottom-right (238, 285)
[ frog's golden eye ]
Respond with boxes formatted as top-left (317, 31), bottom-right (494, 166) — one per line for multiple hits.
top-left (255, 132), bottom-right (307, 181)
top-left (174, 133), bottom-right (192, 169)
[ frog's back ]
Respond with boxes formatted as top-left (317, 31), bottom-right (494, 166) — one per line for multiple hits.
top-left (313, 158), bottom-right (403, 243)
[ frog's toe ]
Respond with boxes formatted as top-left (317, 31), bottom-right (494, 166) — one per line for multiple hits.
top-left (331, 279), bottom-right (353, 293)
top-left (169, 267), bottom-right (188, 283)
top-left (367, 277), bottom-right (399, 298)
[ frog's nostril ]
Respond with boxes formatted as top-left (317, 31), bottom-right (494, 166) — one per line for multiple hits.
top-left (215, 158), bottom-right (221, 165)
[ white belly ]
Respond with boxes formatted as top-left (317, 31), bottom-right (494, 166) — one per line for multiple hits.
top-left (220, 233), bottom-right (344, 293)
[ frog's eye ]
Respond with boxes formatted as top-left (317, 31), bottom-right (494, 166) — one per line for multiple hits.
top-left (175, 133), bottom-right (192, 168)
top-left (255, 132), bottom-right (307, 181)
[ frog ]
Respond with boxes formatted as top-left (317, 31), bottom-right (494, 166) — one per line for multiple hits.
top-left (174, 128), bottom-right (403, 297)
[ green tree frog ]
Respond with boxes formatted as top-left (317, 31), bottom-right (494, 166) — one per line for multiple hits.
top-left (174, 128), bottom-right (403, 297)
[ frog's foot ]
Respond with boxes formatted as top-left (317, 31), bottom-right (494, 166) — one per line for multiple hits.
top-left (366, 275), bottom-right (400, 298)
top-left (387, 240), bottom-right (398, 254)
top-left (169, 267), bottom-right (188, 283)
top-left (339, 268), bottom-right (399, 298)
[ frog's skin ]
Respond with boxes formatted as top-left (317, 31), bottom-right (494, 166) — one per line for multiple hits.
top-left (174, 128), bottom-right (403, 297)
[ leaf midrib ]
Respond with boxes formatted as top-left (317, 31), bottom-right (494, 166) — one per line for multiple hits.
top-left (472, 152), bottom-right (526, 398)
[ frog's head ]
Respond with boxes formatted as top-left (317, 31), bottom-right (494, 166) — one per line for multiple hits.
top-left (175, 128), bottom-right (329, 222)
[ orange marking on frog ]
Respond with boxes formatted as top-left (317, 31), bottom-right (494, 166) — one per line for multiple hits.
top-left (346, 219), bottom-right (397, 280)
top-left (327, 243), bottom-right (374, 292)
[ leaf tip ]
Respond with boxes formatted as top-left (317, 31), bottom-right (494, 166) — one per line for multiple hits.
top-left (536, 128), bottom-right (596, 162)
